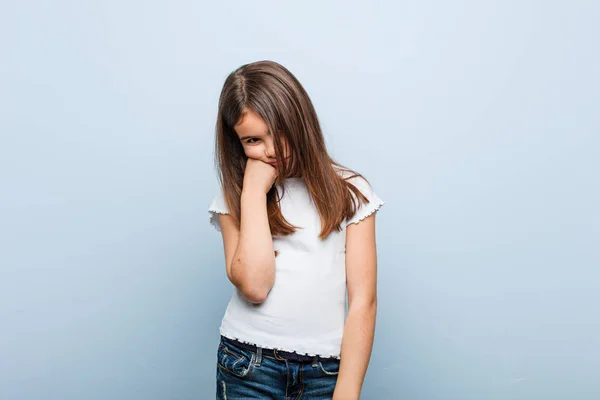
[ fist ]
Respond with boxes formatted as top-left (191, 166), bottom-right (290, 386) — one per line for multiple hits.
top-left (243, 158), bottom-right (278, 194)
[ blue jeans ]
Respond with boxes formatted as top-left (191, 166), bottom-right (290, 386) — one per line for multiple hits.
top-left (216, 337), bottom-right (339, 399)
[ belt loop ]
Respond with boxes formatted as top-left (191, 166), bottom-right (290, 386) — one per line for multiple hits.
top-left (311, 355), bottom-right (319, 367)
top-left (255, 347), bottom-right (262, 367)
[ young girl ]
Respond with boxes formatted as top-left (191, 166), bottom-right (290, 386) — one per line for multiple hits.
top-left (208, 60), bottom-right (384, 399)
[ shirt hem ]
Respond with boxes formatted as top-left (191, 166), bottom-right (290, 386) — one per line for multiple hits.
top-left (219, 327), bottom-right (342, 359)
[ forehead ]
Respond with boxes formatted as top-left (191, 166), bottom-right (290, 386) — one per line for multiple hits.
top-left (234, 109), bottom-right (269, 138)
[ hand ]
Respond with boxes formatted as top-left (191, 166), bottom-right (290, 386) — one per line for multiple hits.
top-left (243, 158), bottom-right (278, 195)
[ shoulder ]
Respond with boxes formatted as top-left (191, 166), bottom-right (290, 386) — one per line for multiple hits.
top-left (333, 164), bottom-right (385, 226)
top-left (333, 164), bottom-right (373, 195)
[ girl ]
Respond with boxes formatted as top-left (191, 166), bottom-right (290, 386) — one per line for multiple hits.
top-left (208, 60), bottom-right (384, 400)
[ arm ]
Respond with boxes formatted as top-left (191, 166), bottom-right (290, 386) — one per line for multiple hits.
top-left (333, 214), bottom-right (378, 399)
top-left (217, 160), bottom-right (278, 304)
top-left (218, 191), bottom-right (275, 304)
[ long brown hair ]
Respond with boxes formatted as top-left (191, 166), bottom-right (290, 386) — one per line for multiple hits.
top-left (214, 60), bottom-right (369, 239)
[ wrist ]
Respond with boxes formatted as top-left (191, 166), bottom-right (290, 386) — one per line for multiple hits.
top-left (241, 188), bottom-right (267, 201)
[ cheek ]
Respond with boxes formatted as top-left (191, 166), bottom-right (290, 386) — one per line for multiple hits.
top-left (243, 146), bottom-right (263, 160)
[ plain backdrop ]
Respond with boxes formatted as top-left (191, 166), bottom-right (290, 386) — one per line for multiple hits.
top-left (1, 1), bottom-right (598, 399)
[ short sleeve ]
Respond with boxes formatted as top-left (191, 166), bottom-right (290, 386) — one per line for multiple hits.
top-left (346, 175), bottom-right (385, 226)
top-left (208, 190), bottom-right (230, 232)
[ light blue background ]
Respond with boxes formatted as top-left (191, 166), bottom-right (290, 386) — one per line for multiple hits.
top-left (1, 1), bottom-right (598, 399)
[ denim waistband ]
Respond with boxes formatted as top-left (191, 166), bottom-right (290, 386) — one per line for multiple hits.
top-left (221, 336), bottom-right (338, 363)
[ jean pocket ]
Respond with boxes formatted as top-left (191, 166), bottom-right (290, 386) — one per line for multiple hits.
top-left (318, 359), bottom-right (340, 376)
top-left (217, 340), bottom-right (256, 378)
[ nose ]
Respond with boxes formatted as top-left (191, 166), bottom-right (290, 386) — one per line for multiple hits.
top-left (264, 142), bottom-right (276, 159)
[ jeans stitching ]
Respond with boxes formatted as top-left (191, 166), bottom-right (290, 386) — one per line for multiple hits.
top-left (218, 343), bottom-right (256, 378)
top-left (318, 360), bottom-right (340, 376)
top-left (294, 364), bottom-right (304, 400)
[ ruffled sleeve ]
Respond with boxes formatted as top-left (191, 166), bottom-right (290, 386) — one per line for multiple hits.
top-left (346, 175), bottom-right (385, 226)
top-left (208, 189), bottom-right (230, 232)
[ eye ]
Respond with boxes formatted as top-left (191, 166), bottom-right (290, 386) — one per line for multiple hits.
top-left (245, 138), bottom-right (260, 144)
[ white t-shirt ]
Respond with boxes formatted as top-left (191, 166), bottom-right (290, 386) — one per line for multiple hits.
top-left (208, 169), bottom-right (384, 358)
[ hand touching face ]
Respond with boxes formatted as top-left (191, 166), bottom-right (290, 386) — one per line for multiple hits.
top-left (234, 108), bottom-right (289, 168)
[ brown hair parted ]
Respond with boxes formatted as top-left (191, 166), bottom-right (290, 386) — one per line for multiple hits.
top-left (214, 60), bottom-right (369, 239)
